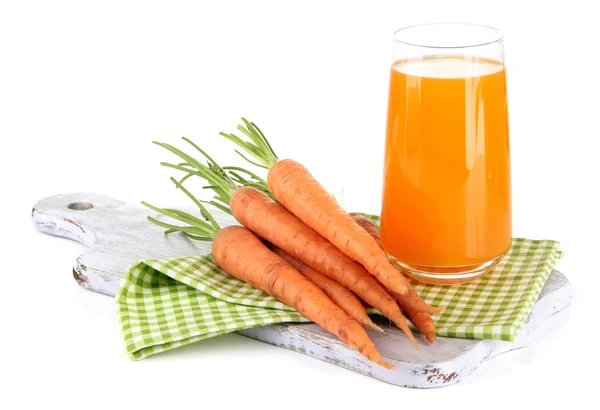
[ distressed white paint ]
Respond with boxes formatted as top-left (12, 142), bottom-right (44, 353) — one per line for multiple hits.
top-left (32, 193), bottom-right (572, 388)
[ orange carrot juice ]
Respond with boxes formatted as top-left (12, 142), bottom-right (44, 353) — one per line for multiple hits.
top-left (380, 55), bottom-right (511, 282)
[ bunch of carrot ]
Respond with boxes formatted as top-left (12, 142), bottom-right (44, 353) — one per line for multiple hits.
top-left (144, 118), bottom-right (444, 369)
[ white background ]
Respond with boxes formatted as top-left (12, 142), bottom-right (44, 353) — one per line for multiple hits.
top-left (1, 1), bottom-right (598, 409)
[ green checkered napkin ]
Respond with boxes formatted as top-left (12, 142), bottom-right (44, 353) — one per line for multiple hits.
top-left (116, 215), bottom-right (561, 360)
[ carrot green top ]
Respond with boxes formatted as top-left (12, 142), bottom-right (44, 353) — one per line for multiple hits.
top-left (219, 118), bottom-right (279, 169)
top-left (150, 123), bottom-right (274, 214)
top-left (141, 176), bottom-right (222, 241)
top-left (143, 125), bottom-right (277, 238)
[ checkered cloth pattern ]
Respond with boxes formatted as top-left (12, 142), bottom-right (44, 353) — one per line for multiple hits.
top-left (116, 214), bottom-right (561, 359)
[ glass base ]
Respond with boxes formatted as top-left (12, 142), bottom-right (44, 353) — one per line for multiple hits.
top-left (391, 253), bottom-right (507, 285)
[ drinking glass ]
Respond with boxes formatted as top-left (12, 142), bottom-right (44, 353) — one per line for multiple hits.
top-left (380, 23), bottom-right (511, 285)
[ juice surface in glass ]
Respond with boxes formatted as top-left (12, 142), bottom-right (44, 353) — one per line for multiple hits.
top-left (381, 55), bottom-right (511, 283)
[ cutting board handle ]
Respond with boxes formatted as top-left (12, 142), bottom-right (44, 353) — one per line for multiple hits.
top-left (32, 193), bottom-right (129, 247)
top-left (32, 193), bottom-right (215, 295)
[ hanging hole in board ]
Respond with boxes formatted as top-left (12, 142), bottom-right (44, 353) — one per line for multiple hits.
top-left (68, 202), bottom-right (94, 211)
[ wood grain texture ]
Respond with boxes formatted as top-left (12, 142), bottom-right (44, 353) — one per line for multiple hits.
top-left (31, 193), bottom-right (572, 388)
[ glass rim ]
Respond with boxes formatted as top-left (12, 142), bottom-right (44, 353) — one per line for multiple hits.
top-left (393, 23), bottom-right (504, 49)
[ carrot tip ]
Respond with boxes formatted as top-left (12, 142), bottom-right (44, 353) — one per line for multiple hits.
top-left (431, 305), bottom-right (446, 313)
top-left (369, 323), bottom-right (384, 333)
top-left (426, 332), bottom-right (437, 343)
top-left (380, 361), bottom-right (395, 370)
top-left (360, 316), bottom-right (383, 332)
top-left (405, 329), bottom-right (420, 351)
top-left (391, 315), bottom-right (419, 351)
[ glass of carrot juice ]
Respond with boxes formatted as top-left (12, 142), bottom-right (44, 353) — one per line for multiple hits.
top-left (380, 23), bottom-right (511, 285)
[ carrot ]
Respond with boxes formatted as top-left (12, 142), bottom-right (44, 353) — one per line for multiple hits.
top-left (350, 213), bottom-right (445, 315)
top-left (213, 226), bottom-right (393, 368)
top-left (268, 160), bottom-right (408, 295)
top-left (152, 138), bottom-right (418, 349)
top-left (350, 212), bottom-right (440, 343)
top-left (405, 310), bottom-right (436, 343)
top-left (373, 275), bottom-right (437, 343)
top-left (143, 179), bottom-right (392, 368)
top-left (231, 187), bottom-right (418, 350)
top-left (219, 119), bottom-right (409, 297)
top-left (349, 213), bottom-right (383, 246)
top-left (269, 244), bottom-right (382, 332)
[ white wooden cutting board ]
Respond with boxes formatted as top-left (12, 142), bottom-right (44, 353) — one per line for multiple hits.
top-left (32, 193), bottom-right (572, 388)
